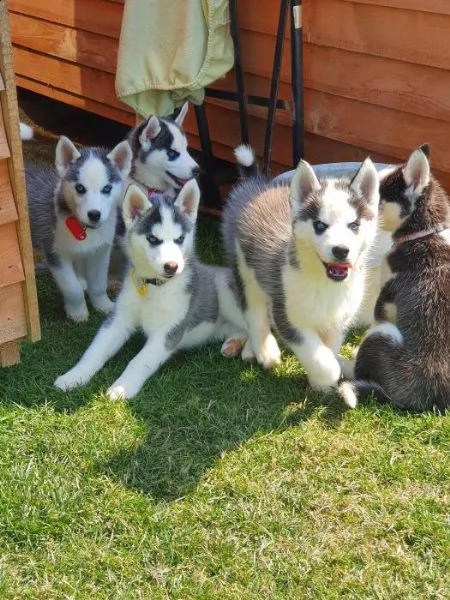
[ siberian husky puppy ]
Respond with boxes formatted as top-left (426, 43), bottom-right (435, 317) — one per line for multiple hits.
top-left (26, 135), bottom-right (132, 321)
top-left (339, 145), bottom-right (450, 412)
top-left (126, 102), bottom-right (200, 198)
top-left (54, 181), bottom-right (248, 400)
top-left (222, 145), bottom-right (380, 392)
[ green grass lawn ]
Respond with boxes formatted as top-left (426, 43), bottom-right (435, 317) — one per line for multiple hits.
top-left (0, 217), bottom-right (449, 599)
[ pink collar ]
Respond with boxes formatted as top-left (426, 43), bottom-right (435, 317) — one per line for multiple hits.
top-left (393, 225), bottom-right (448, 247)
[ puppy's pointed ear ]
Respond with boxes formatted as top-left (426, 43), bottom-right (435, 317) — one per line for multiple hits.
top-left (403, 146), bottom-right (431, 194)
top-left (290, 159), bottom-right (321, 214)
top-left (174, 102), bottom-right (189, 127)
top-left (350, 157), bottom-right (379, 211)
top-left (122, 184), bottom-right (152, 229)
top-left (55, 136), bottom-right (81, 176)
top-left (138, 116), bottom-right (161, 150)
top-left (174, 179), bottom-right (200, 223)
top-left (107, 140), bottom-right (132, 179)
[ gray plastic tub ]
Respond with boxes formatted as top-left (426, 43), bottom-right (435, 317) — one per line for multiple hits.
top-left (273, 161), bottom-right (394, 185)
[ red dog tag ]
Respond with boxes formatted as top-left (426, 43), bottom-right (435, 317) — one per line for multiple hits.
top-left (65, 216), bottom-right (87, 240)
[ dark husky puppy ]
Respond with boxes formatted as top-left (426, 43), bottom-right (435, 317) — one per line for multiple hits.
top-left (340, 144), bottom-right (450, 412)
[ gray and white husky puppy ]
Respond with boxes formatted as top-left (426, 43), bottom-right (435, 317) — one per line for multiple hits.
top-left (339, 145), bottom-right (450, 412)
top-left (54, 180), bottom-right (248, 400)
top-left (222, 146), bottom-right (380, 392)
top-left (126, 102), bottom-right (199, 198)
top-left (26, 135), bottom-right (132, 321)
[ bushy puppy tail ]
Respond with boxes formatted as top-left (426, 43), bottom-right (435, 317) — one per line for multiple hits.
top-left (234, 144), bottom-right (258, 178)
top-left (338, 380), bottom-right (391, 409)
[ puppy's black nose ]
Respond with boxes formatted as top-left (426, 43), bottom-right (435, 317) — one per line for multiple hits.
top-left (332, 245), bottom-right (349, 260)
top-left (192, 166), bottom-right (200, 178)
top-left (87, 210), bottom-right (101, 223)
top-left (164, 261), bottom-right (178, 276)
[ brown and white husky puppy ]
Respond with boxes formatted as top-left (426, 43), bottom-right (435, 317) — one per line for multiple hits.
top-left (340, 144), bottom-right (450, 412)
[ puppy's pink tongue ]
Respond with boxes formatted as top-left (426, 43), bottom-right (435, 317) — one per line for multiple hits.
top-left (326, 262), bottom-right (350, 281)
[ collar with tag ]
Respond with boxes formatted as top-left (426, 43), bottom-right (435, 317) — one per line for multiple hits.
top-left (65, 216), bottom-right (87, 241)
top-left (131, 269), bottom-right (167, 296)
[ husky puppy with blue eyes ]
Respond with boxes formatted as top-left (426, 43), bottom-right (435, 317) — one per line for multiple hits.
top-left (126, 102), bottom-right (200, 198)
top-left (54, 180), bottom-right (248, 400)
top-left (222, 146), bottom-right (380, 393)
top-left (26, 135), bottom-right (132, 321)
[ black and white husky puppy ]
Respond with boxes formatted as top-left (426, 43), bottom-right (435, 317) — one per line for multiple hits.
top-left (339, 145), bottom-right (450, 412)
top-left (126, 102), bottom-right (199, 198)
top-left (222, 146), bottom-right (380, 392)
top-left (26, 136), bottom-right (132, 321)
top-left (54, 181), bottom-right (248, 400)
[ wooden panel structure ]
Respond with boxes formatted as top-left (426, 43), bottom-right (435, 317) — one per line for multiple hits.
top-left (7, 0), bottom-right (450, 186)
top-left (0, 0), bottom-right (40, 366)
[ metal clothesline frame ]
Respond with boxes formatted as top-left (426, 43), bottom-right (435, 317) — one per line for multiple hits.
top-left (194, 0), bottom-right (304, 210)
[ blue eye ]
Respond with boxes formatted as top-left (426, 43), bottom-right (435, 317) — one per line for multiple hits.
top-left (148, 235), bottom-right (162, 246)
top-left (313, 220), bottom-right (328, 235)
top-left (102, 184), bottom-right (112, 194)
top-left (348, 221), bottom-right (360, 232)
top-left (75, 183), bottom-right (86, 194)
top-left (167, 149), bottom-right (180, 161)
top-left (174, 235), bottom-right (185, 245)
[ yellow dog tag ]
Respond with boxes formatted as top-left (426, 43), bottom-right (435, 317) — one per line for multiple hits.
top-left (131, 269), bottom-right (148, 297)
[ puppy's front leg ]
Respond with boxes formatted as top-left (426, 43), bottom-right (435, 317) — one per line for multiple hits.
top-left (106, 336), bottom-right (173, 400)
top-left (288, 331), bottom-right (342, 392)
top-left (85, 244), bottom-right (115, 314)
top-left (50, 260), bottom-right (89, 321)
top-left (54, 311), bottom-right (134, 390)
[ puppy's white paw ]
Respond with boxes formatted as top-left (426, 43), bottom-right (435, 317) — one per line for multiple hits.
top-left (68, 306), bottom-right (89, 322)
top-left (307, 348), bottom-right (342, 391)
top-left (221, 335), bottom-right (246, 358)
top-left (338, 381), bottom-right (359, 408)
top-left (92, 295), bottom-right (115, 314)
top-left (241, 339), bottom-right (256, 363)
top-left (257, 334), bottom-right (281, 369)
top-left (105, 379), bottom-right (139, 400)
top-left (54, 369), bottom-right (90, 390)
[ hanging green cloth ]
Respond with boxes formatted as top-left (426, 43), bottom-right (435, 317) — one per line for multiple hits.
top-left (115, 0), bottom-right (234, 117)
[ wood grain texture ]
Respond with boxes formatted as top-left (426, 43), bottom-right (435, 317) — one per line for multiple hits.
top-left (0, 159), bottom-right (19, 225)
top-left (0, 0), bottom-right (40, 342)
top-left (304, 44), bottom-right (450, 123)
top-left (305, 0), bottom-right (450, 69)
top-left (9, 12), bottom-right (119, 74)
top-left (0, 340), bottom-right (21, 367)
top-left (0, 222), bottom-right (25, 289)
top-left (344, 0), bottom-right (450, 16)
top-left (0, 282), bottom-right (27, 345)
top-left (9, 0), bottom-right (123, 38)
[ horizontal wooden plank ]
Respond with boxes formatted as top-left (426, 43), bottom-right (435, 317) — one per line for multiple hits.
top-left (0, 221), bottom-right (25, 289)
top-left (0, 159), bottom-right (19, 225)
top-left (0, 282), bottom-right (27, 344)
top-left (16, 75), bottom-right (135, 126)
top-left (305, 0), bottom-right (450, 70)
top-left (344, 0), bottom-right (450, 16)
top-left (10, 12), bottom-right (118, 75)
top-left (304, 89), bottom-right (450, 173)
top-left (8, 0), bottom-right (123, 39)
top-left (304, 44), bottom-right (450, 123)
top-left (12, 47), bottom-right (127, 111)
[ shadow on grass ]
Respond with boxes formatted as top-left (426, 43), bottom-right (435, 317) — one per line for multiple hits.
top-left (100, 349), bottom-right (346, 502)
top-left (1, 274), bottom-right (347, 502)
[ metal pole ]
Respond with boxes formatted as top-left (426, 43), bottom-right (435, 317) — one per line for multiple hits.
top-left (229, 0), bottom-right (250, 144)
top-left (290, 0), bottom-right (304, 165)
top-left (263, 0), bottom-right (289, 175)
